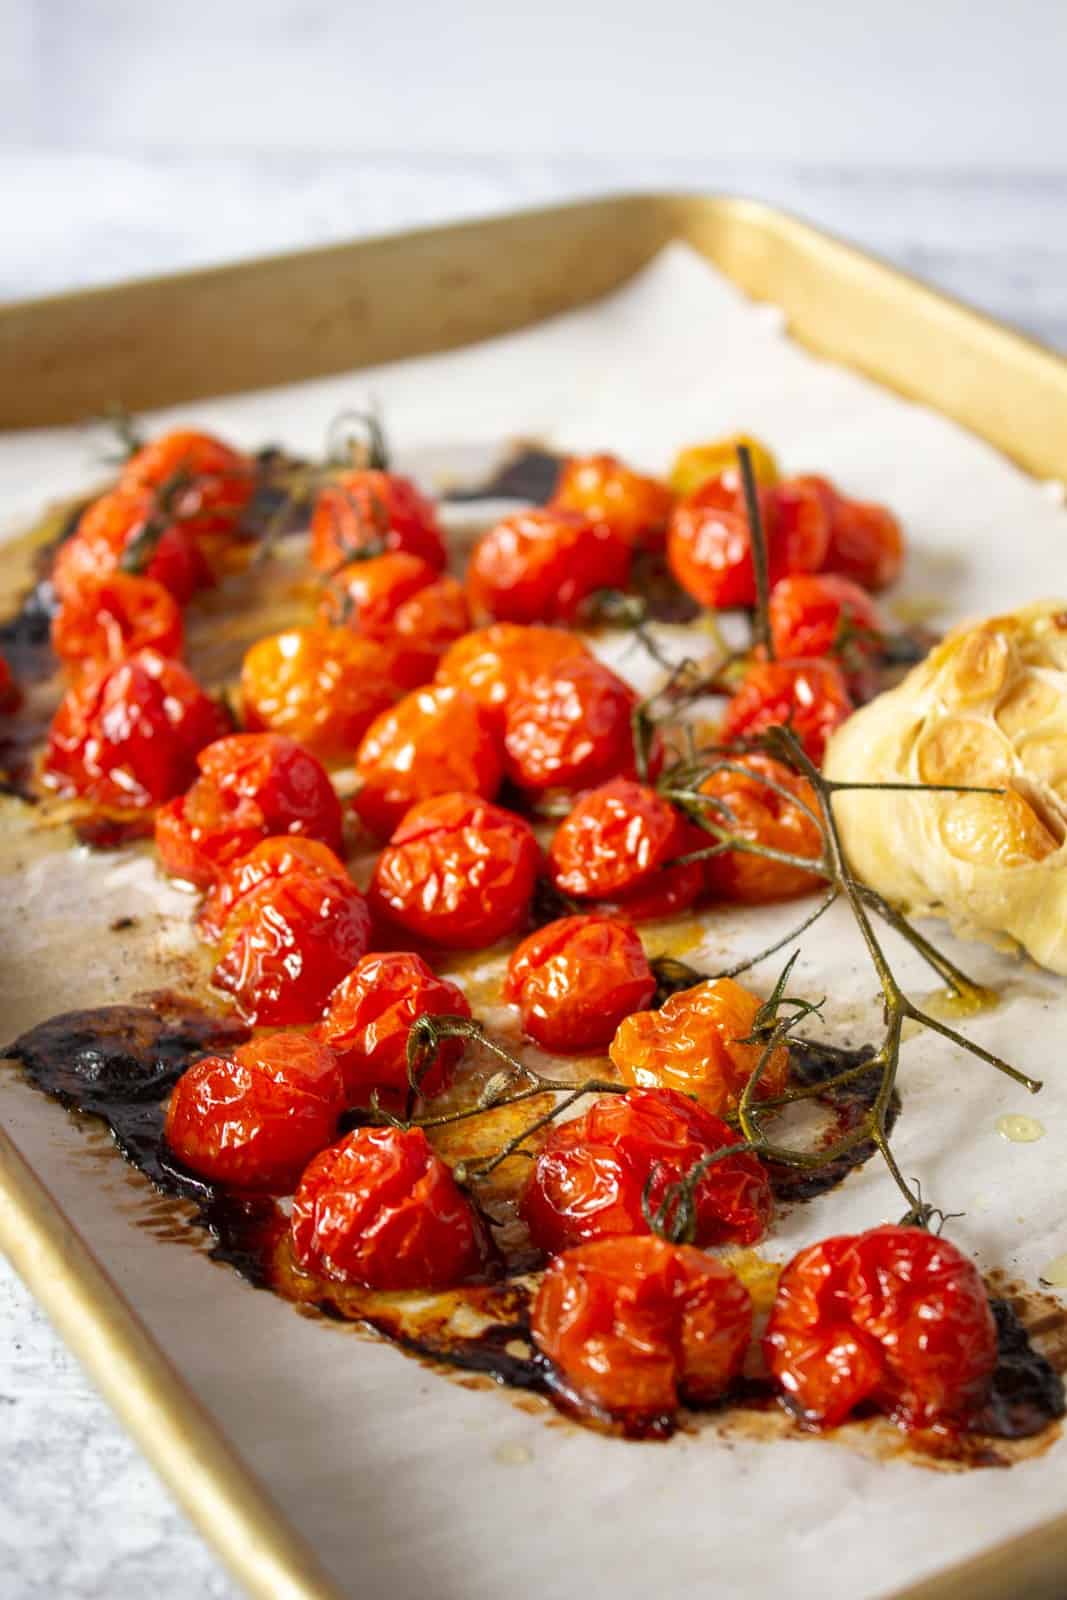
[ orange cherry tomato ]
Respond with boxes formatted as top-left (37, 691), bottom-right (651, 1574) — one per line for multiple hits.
top-left (434, 622), bottom-right (589, 728)
top-left (719, 656), bottom-right (853, 767)
top-left (290, 1125), bottom-right (487, 1290)
top-left (609, 976), bottom-right (789, 1117)
top-left (164, 1032), bottom-right (344, 1190)
top-left (797, 475), bottom-right (904, 591)
top-left (198, 836), bottom-right (352, 943)
top-left (503, 656), bottom-right (651, 795)
top-left (120, 428), bottom-right (255, 553)
top-left (212, 868), bottom-right (373, 1025)
top-left (698, 753), bottom-right (823, 903)
top-left (51, 573), bottom-right (184, 671)
top-left (353, 684), bottom-right (502, 839)
top-left (504, 914), bottom-right (655, 1053)
top-left (52, 489), bottom-right (211, 605)
top-left (466, 508), bottom-right (631, 625)
top-left (769, 572), bottom-right (884, 665)
top-left (552, 453), bottom-right (674, 550)
top-left (522, 1086), bottom-right (773, 1254)
top-left (240, 626), bottom-right (405, 764)
top-left (531, 1235), bottom-right (752, 1428)
top-left (318, 951), bottom-right (471, 1105)
top-left (546, 777), bottom-right (703, 921)
top-left (667, 474), bottom-right (830, 610)
top-left (318, 551), bottom-right (438, 633)
top-left (370, 791), bottom-right (540, 950)
top-left (764, 1225), bottom-right (997, 1429)
top-left (155, 732), bottom-right (343, 888)
top-left (42, 650), bottom-right (228, 811)
top-left (310, 471), bottom-right (446, 573)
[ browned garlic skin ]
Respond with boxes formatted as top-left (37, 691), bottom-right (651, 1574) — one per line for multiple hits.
top-left (824, 600), bottom-right (1067, 974)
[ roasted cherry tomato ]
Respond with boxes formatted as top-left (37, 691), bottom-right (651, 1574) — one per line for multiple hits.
top-left (531, 1235), bottom-right (752, 1428)
top-left (434, 622), bottom-right (589, 727)
top-left (466, 508), bottom-right (631, 625)
top-left (552, 453), bottom-right (674, 550)
top-left (798, 475), bottom-right (904, 591)
top-left (698, 753), bottom-right (823, 903)
top-left (198, 836), bottom-right (352, 942)
top-left (719, 656), bottom-right (853, 767)
top-left (51, 573), bottom-right (184, 672)
top-left (290, 1125), bottom-right (487, 1289)
top-left (370, 791), bottom-right (540, 950)
top-left (52, 489), bottom-right (211, 605)
top-left (164, 1032), bottom-right (344, 1190)
top-left (353, 684), bottom-right (502, 839)
top-left (546, 777), bottom-right (703, 921)
top-left (120, 428), bottom-right (254, 553)
top-left (764, 1224), bottom-right (998, 1430)
top-left (669, 433), bottom-right (779, 499)
top-left (240, 626), bottom-right (405, 764)
top-left (310, 470), bottom-right (446, 573)
top-left (42, 650), bottom-right (227, 811)
top-left (504, 914), bottom-right (655, 1053)
top-left (522, 1086), bottom-right (773, 1254)
top-left (155, 732), bottom-right (343, 888)
top-left (318, 951), bottom-right (471, 1105)
top-left (667, 474), bottom-right (829, 611)
top-left (212, 868), bottom-right (372, 1024)
top-left (769, 571), bottom-right (884, 667)
top-left (609, 976), bottom-right (789, 1116)
top-left (503, 656), bottom-right (650, 795)
top-left (319, 553), bottom-right (470, 684)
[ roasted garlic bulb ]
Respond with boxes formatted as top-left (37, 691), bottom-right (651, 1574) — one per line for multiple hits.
top-left (824, 601), bottom-right (1067, 973)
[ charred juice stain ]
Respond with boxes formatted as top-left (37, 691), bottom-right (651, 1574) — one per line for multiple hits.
top-left (766, 1038), bottom-right (899, 1204)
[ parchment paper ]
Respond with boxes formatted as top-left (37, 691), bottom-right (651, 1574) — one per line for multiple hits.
top-left (2, 243), bottom-right (1067, 1600)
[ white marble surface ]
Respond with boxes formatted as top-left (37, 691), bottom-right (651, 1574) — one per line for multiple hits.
top-left (2, 155), bottom-right (1066, 1600)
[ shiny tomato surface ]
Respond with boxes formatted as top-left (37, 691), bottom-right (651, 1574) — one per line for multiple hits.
top-left (546, 777), bottom-right (703, 920)
top-left (698, 753), bottom-right (823, 903)
top-left (164, 1032), bottom-right (344, 1190)
top-left (502, 656), bottom-right (648, 795)
top-left (197, 836), bottom-right (352, 942)
top-left (669, 434), bottom-right (779, 499)
top-left (318, 551), bottom-right (437, 633)
top-left (290, 1125), bottom-right (487, 1290)
top-left (240, 626), bottom-right (405, 763)
top-left (434, 622), bottom-right (588, 726)
top-left (353, 684), bottom-right (502, 839)
top-left (764, 1225), bottom-right (998, 1429)
top-left (52, 488), bottom-right (211, 605)
top-left (119, 428), bottom-right (254, 550)
top-left (719, 656), bottom-right (854, 767)
top-left (320, 555), bottom-right (470, 684)
top-left (318, 951), bottom-right (471, 1104)
top-left (552, 453), bottom-right (674, 550)
top-left (310, 470), bottom-right (446, 573)
top-left (667, 473), bottom-right (829, 610)
top-left (504, 914), bottom-right (655, 1053)
top-left (51, 573), bottom-right (184, 671)
top-left (522, 1086), bottom-right (773, 1254)
top-left (466, 508), bottom-right (631, 625)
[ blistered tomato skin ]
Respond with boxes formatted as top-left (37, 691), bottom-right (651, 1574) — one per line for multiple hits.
top-left (720, 656), bottom-right (854, 767)
top-left (503, 656), bottom-right (649, 795)
top-left (531, 1235), bottom-right (753, 1428)
top-left (240, 627), bottom-right (405, 764)
top-left (318, 951), bottom-right (471, 1104)
top-left (522, 1087), bottom-right (773, 1255)
top-left (504, 915), bottom-right (655, 1053)
top-left (551, 453), bottom-right (674, 550)
top-left (290, 1125), bottom-right (487, 1290)
top-left (667, 474), bottom-right (830, 611)
top-left (434, 623), bottom-right (589, 725)
top-left (699, 753), bottom-right (823, 904)
top-left (609, 976), bottom-right (790, 1117)
top-left (370, 791), bottom-right (540, 950)
top-left (164, 1032), bottom-right (344, 1190)
top-left (51, 574), bottom-right (184, 671)
top-left (466, 508), bottom-right (632, 625)
top-left (546, 777), bottom-right (703, 920)
top-left (52, 489), bottom-right (211, 606)
top-left (198, 836), bottom-right (352, 942)
top-left (310, 471), bottom-right (446, 573)
top-left (764, 1225), bottom-right (998, 1430)
top-left (353, 684), bottom-right (502, 839)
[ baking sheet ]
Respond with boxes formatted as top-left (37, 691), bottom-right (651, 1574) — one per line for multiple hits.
top-left (2, 241), bottom-right (1067, 1600)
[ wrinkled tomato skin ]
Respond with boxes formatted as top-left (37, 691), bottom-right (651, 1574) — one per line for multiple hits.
top-left (164, 1032), bottom-right (344, 1190)
top-left (504, 915), bottom-right (655, 1053)
top-left (212, 868), bottom-right (373, 1025)
top-left (764, 1225), bottom-right (998, 1430)
top-left (353, 684), bottom-right (502, 839)
top-left (552, 453), bottom-right (674, 551)
top-left (290, 1125), bottom-right (487, 1290)
top-left (434, 623), bottom-right (588, 727)
top-left (667, 474), bottom-right (829, 611)
top-left (240, 627), bottom-right (405, 764)
top-left (546, 776), bottom-right (701, 920)
top-left (310, 471), bottom-right (446, 573)
top-left (466, 508), bottom-right (632, 625)
top-left (531, 1235), bottom-right (752, 1427)
top-left (198, 836), bottom-right (351, 942)
top-left (52, 489), bottom-right (211, 605)
top-left (522, 1087), bottom-right (773, 1255)
top-left (42, 650), bottom-right (228, 811)
top-left (699, 753), bottom-right (823, 903)
top-left (370, 791), bottom-right (540, 950)
top-left (609, 976), bottom-right (790, 1117)
top-left (769, 572), bottom-right (884, 667)
top-left (798, 475), bottom-right (904, 591)
top-left (503, 656), bottom-right (651, 795)
top-left (318, 951), bottom-right (471, 1104)
top-left (719, 656), bottom-right (854, 767)
top-left (51, 573), bottom-right (184, 671)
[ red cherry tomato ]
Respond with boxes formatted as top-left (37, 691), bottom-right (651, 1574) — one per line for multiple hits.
top-left (51, 573), bottom-right (184, 671)
top-left (503, 656), bottom-right (651, 795)
top-left (522, 1086), bottom-right (773, 1254)
top-left (769, 572), bottom-right (884, 666)
top-left (667, 474), bottom-right (830, 610)
top-left (434, 623), bottom-right (589, 728)
top-left (318, 951), bottom-right (471, 1105)
top-left (370, 791), bottom-right (540, 950)
top-left (310, 471), bottom-right (446, 573)
top-left (552, 453), bottom-right (674, 550)
top-left (466, 508), bottom-right (631, 625)
top-left (198, 836), bottom-right (352, 943)
top-left (698, 753), bottom-right (823, 903)
top-left (290, 1125), bottom-right (487, 1290)
top-left (546, 777), bottom-right (703, 921)
top-left (240, 626), bottom-right (406, 764)
top-left (52, 489), bottom-right (211, 605)
top-left (42, 650), bottom-right (228, 811)
top-left (797, 475), bottom-right (904, 591)
top-left (719, 656), bottom-right (853, 767)
top-left (504, 914), bottom-right (655, 1053)
top-left (0, 652), bottom-right (20, 713)
top-left (353, 684), bottom-right (502, 839)
top-left (212, 868), bottom-right (372, 1025)
top-left (164, 1032), bottom-right (344, 1190)
top-left (120, 428), bottom-right (255, 554)
top-left (764, 1224), bottom-right (998, 1429)
top-left (531, 1235), bottom-right (752, 1427)
top-left (320, 554), bottom-right (470, 685)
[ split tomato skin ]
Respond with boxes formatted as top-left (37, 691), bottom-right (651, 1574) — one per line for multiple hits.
top-left (667, 474), bottom-right (829, 611)
top-left (531, 1235), bottom-right (753, 1428)
top-left (466, 507), bottom-right (632, 625)
top-left (353, 684), bottom-right (502, 839)
top-left (551, 453), bottom-right (674, 550)
top-left (698, 753), bottom-right (823, 903)
top-left (240, 626), bottom-right (406, 764)
top-left (310, 471), bottom-right (446, 573)
top-left (290, 1125), bottom-right (487, 1290)
top-left (52, 488), bottom-right (211, 606)
top-left (197, 836), bottom-right (351, 943)
top-left (764, 1225), bottom-right (998, 1430)
top-left (164, 1032), bottom-right (344, 1190)
top-left (51, 573), bottom-right (184, 671)
top-left (504, 914), bottom-right (655, 1053)
top-left (434, 622), bottom-right (589, 726)
top-left (502, 656), bottom-right (650, 795)
top-left (720, 656), bottom-right (854, 767)
top-left (318, 951), bottom-right (471, 1104)
top-left (546, 776), bottom-right (703, 920)
top-left (370, 791), bottom-right (540, 950)
top-left (522, 1086), bottom-right (773, 1255)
